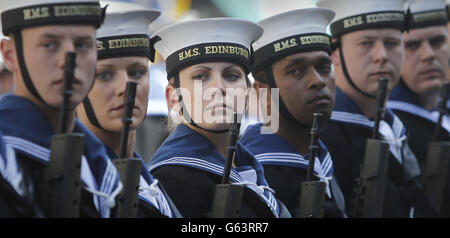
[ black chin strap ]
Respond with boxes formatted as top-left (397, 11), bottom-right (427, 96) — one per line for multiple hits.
top-left (337, 40), bottom-right (376, 99)
top-left (263, 67), bottom-right (310, 128)
top-left (13, 31), bottom-right (61, 110)
top-left (82, 96), bottom-right (104, 130)
top-left (173, 72), bottom-right (230, 134)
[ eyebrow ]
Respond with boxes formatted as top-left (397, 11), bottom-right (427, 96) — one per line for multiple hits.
top-left (192, 64), bottom-right (242, 71)
top-left (405, 34), bottom-right (447, 44)
top-left (128, 61), bottom-right (148, 68)
top-left (39, 33), bottom-right (94, 42)
top-left (357, 35), bottom-right (401, 41)
top-left (284, 55), bottom-right (331, 71)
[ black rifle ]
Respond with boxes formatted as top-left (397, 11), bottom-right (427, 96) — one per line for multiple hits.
top-left (351, 78), bottom-right (390, 218)
top-left (41, 52), bottom-right (85, 218)
top-left (113, 81), bottom-right (142, 218)
top-left (422, 82), bottom-right (450, 216)
top-left (296, 113), bottom-right (327, 218)
top-left (208, 112), bottom-right (244, 218)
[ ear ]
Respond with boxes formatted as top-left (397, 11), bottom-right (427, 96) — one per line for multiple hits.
top-left (165, 84), bottom-right (179, 111)
top-left (1, 37), bottom-right (18, 72)
top-left (330, 49), bottom-right (340, 67)
top-left (253, 80), bottom-right (271, 101)
top-left (253, 80), bottom-right (272, 116)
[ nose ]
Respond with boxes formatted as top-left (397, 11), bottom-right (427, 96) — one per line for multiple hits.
top-left (114, 70), bottom-right (128, 97)
top-left (307, 68), bottom-right (326, 90)
top-left (209, 71), bottom-right (227, 96)
top-left (372, 41), bottom-right (389, 65)
top-left (58, 41), bottom-right (77, 69)
top-left (418, 41), bottom-right (436, 62)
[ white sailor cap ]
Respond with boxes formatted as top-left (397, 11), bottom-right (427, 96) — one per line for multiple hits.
top-left (96, 1), bottom-right (160, 61)
top-left (251, 8), bottom-right (335, 74)
top-left (317, 0), bottom-right (406, 38)
top-left (151, 18), bottom-right (263, 80)
top-left (405, 0), bottom-right (448, 29)
top-left (0, 0), bottom-right (105, 35)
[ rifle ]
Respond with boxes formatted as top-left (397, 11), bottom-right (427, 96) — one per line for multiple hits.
top-left (296, 113), bottom-right (327, 218)
top-left (112, 81), bottom-right (142, 218)
top-left (422, 82), bottom-right (450, 216)
top-left (350, 78), bottom-right (390, 218)
top-left (42, 52), bottom-right (85, 218)
top-left (208, 112), bottom-right (244, 218)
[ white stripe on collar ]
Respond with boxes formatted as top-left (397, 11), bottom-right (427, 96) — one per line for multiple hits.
top-left (0, 144), bottom-right (24, 196)
top-left (3, 135), bottom-right (118, 218)
top-left (331, 111), bottom-right (374, 128)
top-left (254, 152), bottom-right (332, 198)
top-left (331, 111), bottom-right (405, 165)
top-left (388, 100), bottom-right (450, 133)
top-left (149, 156), bottom-right (281, 216)
top-left (148, 157), bottom-right (243, 182)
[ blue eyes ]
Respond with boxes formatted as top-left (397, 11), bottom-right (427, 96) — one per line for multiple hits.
top-left (41, 41), bottom-right (93, 52)
top-left (95, 70), bottom-right (146, 81)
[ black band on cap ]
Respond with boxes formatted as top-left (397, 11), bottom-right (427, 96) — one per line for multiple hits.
top-left (407, 9), bottom-right (448, 29)
top-left (447, 5), bottom-right (450, 20)
top-left (165, 42), bottom-right (250, 80)
top-left (330, 11), bottom-right (405, 38)
top-left (97, 34), bottom-right (152, 60)
top-left (251, 33), bottom-right (332, 75)
top-left (1, 2), bottom-right (103, 35)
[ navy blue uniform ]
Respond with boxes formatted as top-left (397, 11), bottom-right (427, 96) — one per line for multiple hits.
top-left (148, 124), bottom-right (289, 218)
top-left (321, 87), bottom-right (436, 217)
top-left (0, 95), bottom-right (122, 217)
top-left (388, 80), bottom-right (450, 217)
top-left (388, 80), bottom-right (450, 165)
top-left (240, 123), bottom-right (347, 217)
top-left (105, 148), bottom-right (181, 218)
top-left (0, 129), bottom-right (43, 217)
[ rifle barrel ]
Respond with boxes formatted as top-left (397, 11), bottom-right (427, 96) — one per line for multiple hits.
top-left (119, 81), bottom-right (138, 158)
top-left (58, 52), bottom-right (76, 134)
top-left (372, 78), bottom-right (388, 139)
top-left (222, 113), bottom-right (241, 184)
top-left (306, 113), bottom-right (323, 181)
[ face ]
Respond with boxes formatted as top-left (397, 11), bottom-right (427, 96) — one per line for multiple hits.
top-left (15, 25), bottom-right (97, 108)
top-left (169, 62), bottom-right (248, 131)
top-left (78, 56), bottom-right (149, 132)
top-left (272, 51), bottom-right (335, 125)
top-left (337, 29), bottom-right (404, 94)
top-left (401, 26), bottom-right (449, 97)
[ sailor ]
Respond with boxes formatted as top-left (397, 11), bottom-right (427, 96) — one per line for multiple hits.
top-left (240, 7), bottom-right (347, 217)
top-left (0, 0), bottom-right (121, 217)
top-left (388, 0), bottom-right (449, 162)
top-left (317, 0), bottom-right (436, 217)
top-left (387, 0), bottom-right (449, 217)
top-left (147, 18), bottom-right (290, 218)
top-left (76, 1), bottom-right (180, 218)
